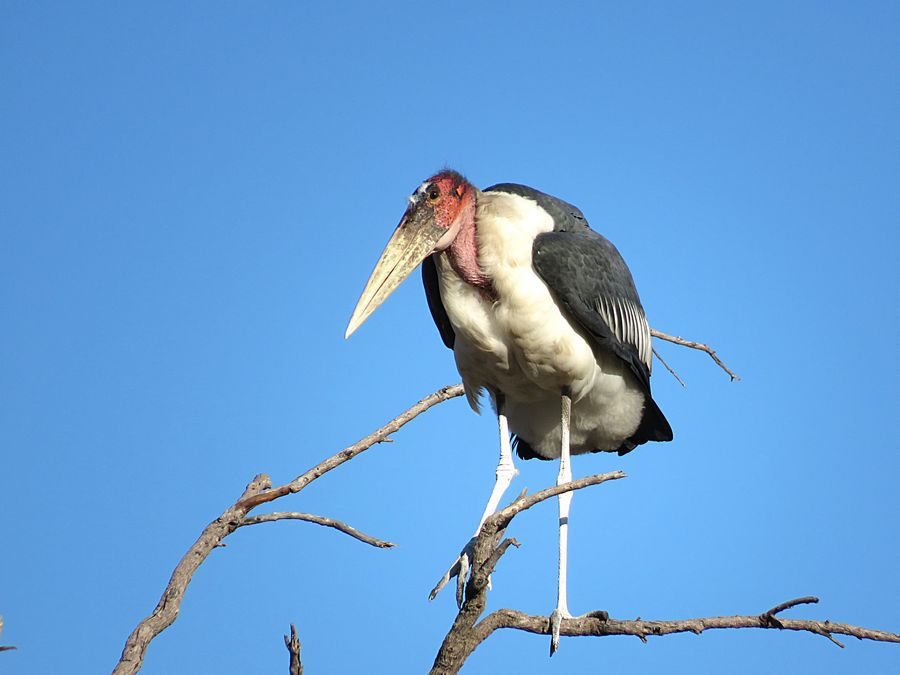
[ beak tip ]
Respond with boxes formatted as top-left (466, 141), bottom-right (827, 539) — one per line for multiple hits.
top-left (344, 315), bottom-right (362, 340)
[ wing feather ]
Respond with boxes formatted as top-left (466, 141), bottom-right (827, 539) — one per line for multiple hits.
top-left (533, 230), bottom-right (653, 388)
top-left (421, 255), bottom-right (455, 349)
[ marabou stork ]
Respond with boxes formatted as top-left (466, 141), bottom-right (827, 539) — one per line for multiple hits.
top-left (346, 170), bottom-right (672, 653)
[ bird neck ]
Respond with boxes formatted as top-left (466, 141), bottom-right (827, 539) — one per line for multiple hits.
top-left (447, 191), bottom-right (493, 294)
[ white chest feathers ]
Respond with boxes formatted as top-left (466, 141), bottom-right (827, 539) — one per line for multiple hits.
top-left (436, 192), bottom-right (595, 400)
top-left (433, 191), bottom-right (646, 457)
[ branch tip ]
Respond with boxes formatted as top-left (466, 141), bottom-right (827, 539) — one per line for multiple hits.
top-left (239, 511), bottom-right (395, 549)
top-left (284, 623), bottom-right (303, 675)
top-left (650, 328), bottom-right (740, 381)
top-left (652, 346), bottom-right (686, 387)
top-left (764, 596), bottom-right (819, 617)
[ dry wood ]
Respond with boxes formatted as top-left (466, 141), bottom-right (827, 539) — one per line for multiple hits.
top-left (109, 335), bottom-right (897, 675)
top-left (430, 479), bottom-right (900, 674)
top-left (651, 328), bottom-right (740, 381)
top-left (470, 607), bottom-right (899, 650)
top-left (284, 624), bottom-right (303, 675)
top-left (238, 512), bottom-right (395, 548)
top-left (652, 346), bottom-right (686, 386)
top-left (112, 385), bottom-right (464, 675)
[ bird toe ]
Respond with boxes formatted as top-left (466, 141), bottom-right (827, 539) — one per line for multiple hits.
top-left (428, 536), bottom-right (478, 607)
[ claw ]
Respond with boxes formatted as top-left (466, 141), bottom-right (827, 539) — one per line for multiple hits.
top-left (549, 608), bottom-right (563, 655)
top-left (550, 607), bottom-right (579, 655)
top-left (456, 551), bottom-right (469, 606)
top-left (549, 609), bottom-right (607, 655)
top-left (428, 536), bottom-right (478, 606)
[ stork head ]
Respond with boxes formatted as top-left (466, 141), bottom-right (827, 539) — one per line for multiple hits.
top-left (345, 170), bottom-right (475, 338)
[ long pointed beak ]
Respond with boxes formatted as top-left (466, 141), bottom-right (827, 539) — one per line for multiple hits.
top-left (345, 208), bottom-right (445, 338)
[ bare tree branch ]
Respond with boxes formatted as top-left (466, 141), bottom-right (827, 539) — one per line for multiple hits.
top-left (760, 595), bottom-right (820, 627)
top-left (110, 378), bottom-right (897, 675)
top-left (284, 624), bottom-right (303, 675)
top-left (651, 328), bottom-right (740, 381)
top-left (238, 512), bottom-right (396, 548)
top-left (112, 384), bottom-right (465, 675)
top-left (430, 476), bottom-right (899, 674)
top-left (431, 472), bottom-right (626, 674)
top-left (489, 472), bottom-right (626, 530)
top-left (472, 606), bottom-right (900, 648)
top-left (237, 384), bottom-right (465, 510)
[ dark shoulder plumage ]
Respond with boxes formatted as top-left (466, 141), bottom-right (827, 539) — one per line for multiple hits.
top-left (484, 183), bottom-right (592, 234)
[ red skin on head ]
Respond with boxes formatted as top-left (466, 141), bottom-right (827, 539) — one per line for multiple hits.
top-left (425, 170), bottom-right (471, 229)
top-left (422, 170), bottom-right (491, 293)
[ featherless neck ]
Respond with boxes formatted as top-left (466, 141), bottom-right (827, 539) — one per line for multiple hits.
top-left (447, 193), bottom-right (493, 295)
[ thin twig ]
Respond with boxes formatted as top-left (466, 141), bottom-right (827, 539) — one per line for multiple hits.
top-left (238, 384), bottom-right (465, 510)
top-left (488, 472), bottom-right (627, 531)
top-left (764, 596), bottom-right (820, 616)
top-left (760, 595), bottom-right (820, 628)
top-left (284, 624), bottom-right (303, 675)
top-left (651, 328), bottom-right (740, 381)
top-left (652, 347), bottom-right (686, 387)
top-left (239, 512), bottom-right (395, 548)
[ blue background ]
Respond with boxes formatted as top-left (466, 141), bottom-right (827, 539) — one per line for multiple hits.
top-left (2, 2), bottom-right (898, 673)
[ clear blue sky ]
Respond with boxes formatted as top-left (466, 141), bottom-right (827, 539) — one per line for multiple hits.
top-left (2, 2), bottom-right (898, 673)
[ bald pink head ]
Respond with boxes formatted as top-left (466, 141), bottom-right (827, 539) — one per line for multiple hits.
top-left (411, 170), bottom-right (489, 292)
top-left (408, 170), bottom-right (475, 248)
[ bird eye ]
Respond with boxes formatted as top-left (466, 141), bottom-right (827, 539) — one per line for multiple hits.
top-left (427, 188), bottom-right (441, 201)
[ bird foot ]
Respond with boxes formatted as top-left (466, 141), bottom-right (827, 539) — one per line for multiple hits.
top-left (550, 609), bottom-right (608, 655)
top-left (428, 536), bottom-right (481, 607)
top-left (549, 607), bottom-right (570, 656)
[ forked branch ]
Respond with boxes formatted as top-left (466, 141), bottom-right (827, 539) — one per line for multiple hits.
top-left (111, 333), bottom-right (886, 675)
top-left (284, 624), bottom-right (303, 675)
top-left (430, 480), bottom-right (899, 675)
top-left (651, 328), bottom-right (740, 381)
top-left (238, 512), bottom-right (395, 548)
top-left (471, 605), bottom-right (899, 649)
top-left (112, 385), bottom-right (465, 675)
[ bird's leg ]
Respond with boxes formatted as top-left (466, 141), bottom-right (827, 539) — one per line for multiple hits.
top-left (429, 392), bottom-right (517, 606)
top-left (475, 393), bottom-right (517, 532)
top-left (550, 389), bottom-right (573, 655)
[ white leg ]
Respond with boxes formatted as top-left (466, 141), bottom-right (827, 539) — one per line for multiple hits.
top-left (474, 393), bottom-right (518, 533)
top-left (429, 391), bottom-right (517, 606)
top-left (550, 390), bottom-right (573, 655)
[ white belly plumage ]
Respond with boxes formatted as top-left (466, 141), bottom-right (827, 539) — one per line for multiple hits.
top-left (435, 192), bottom-right (646, 459)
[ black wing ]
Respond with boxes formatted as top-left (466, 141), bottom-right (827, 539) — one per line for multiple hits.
top-left (530, 222), bottom-right (673, 449)
top-left (421, 254), bottom-right (454, 349)
top-left (533, 231), bottom-right (653, 383)
top-left (487, 182), bottom-right (655, 382)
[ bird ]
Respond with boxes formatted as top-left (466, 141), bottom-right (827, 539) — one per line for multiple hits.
top-left (345, 169), bottom-right (672, 654)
